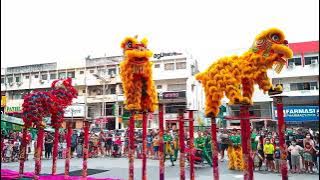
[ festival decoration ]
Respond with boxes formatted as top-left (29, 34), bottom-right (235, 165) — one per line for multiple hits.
top-left (22, 78), bottom-right (77, 129)
top-left (19, 78), bottom-right (78, 178)
top-left (120, 36), bottom-right (158, 112)
top-left (196, 28), bottom-right (293, 117)
top-left (120, 36), bottom-right (158, 180)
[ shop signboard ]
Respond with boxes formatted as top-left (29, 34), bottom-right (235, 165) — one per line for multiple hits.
top-left (162, 91), bottom-right (186, 99)
top-left (64, 104), bottom-right (85, 117)
top-left (274, 106), bottom-right (319, 122)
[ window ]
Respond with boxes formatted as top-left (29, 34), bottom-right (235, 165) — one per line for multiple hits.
top-left (50, 73), bottom-right (57, 80)
top-left (176, 62), bottom-right (186, 69)
top-left (108, 68), bottom-right (116, 76)
top-left (290, 82), bottom-right (318, 91)
top-left (15, 76), bottom-right (20, 83)
top-left (165, 102), bottom-right (186, 114)
top-left (25, 75), bottom-right (30, 79)
top-left (67, 71), bottom-right (75, 78)
top-left (164, 63), bottom-right (174, 70)
top-left (288, 57), bottom-right (302, 66)
top-left (80, 71), bottom-right (84, 74)
top-left (304, 56), bottom-right (318, 65)
top-left (310, 82), bottom-right (319, 90)
top-left (10, 91), bottom-right (23, 100)
top-left (89, 69), bottom-right (95, 74)
top-left (82, 89), bottom-right (86, 93)
top-left (154, 64), bottom-right (160, 68)
top-left (167, 84), bottom-right (186, 91)
top-left (157, 85), bottom-right (162, 89)
top-left (110, 87), bottom-right (116, 94)
top-left (58, 72), bottom-right (66, 79)
top-left (34, 74), bottom-right (39, 78)
top-left (1, 77), bottom-right (4, 84)
top-left (41, 74), bottom-right (48, 80)
top-left (7, 77), bottom-right (13, 83)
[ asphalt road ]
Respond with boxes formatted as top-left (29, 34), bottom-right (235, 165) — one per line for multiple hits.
top-left (2, 157), bottom-right (319, 180)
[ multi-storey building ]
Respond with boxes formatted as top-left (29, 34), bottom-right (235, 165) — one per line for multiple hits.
top-left (1, 51), bottom-right (201, 130)
top-left (225, 41), bottom-right (319, 130)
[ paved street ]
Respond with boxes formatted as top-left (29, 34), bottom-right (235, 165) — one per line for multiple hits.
top-left (2, 157), bottom-right (319, 180)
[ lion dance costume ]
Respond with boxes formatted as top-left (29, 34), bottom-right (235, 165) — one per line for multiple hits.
top-left (120, 36), bottom-right (158, 112)
top-left (196, 28), bottom-right (293, 170)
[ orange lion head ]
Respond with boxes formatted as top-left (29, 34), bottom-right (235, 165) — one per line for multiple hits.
top-left (121, 35), bottom-right (153, 64)
top-left (250, 28), bottom-right (293, 73)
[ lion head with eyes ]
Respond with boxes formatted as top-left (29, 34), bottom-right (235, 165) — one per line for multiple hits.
top-left (121, 35), bottom-right (153, 64)
top-left (250, 28), bottom-right (293, 73)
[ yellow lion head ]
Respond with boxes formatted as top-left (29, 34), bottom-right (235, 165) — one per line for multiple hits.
top-left (250, 28), bottom-right (293, 73)
top-left (121, 35), bottom-right (153, 64)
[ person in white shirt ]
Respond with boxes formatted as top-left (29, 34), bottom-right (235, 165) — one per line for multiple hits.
top-left (288, 140), bottom-right (303, 173)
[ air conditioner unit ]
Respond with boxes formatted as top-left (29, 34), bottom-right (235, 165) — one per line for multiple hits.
top-left (110, 73), bottom-right (115, 78)
top-left (9, 82), bottom-right (14, 86)
top-left (39, 79), bottom-right (44, 83)
top-left (17, 82), bottom-right (23, 86)
top-left (310, 59), bottom-right (318, 65)
top-left (288, 62), bottom-right (295, 68)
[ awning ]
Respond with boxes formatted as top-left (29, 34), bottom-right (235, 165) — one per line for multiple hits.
top-left (1, 114), bottom-right (54, 132)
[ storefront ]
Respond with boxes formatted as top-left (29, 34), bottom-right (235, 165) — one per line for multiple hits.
top-left (274, 105), bottom-right (319, 129)
top-left (61, 104), bottom-right (86, 129)
top-left (1, 114), bottom-right (54, 139)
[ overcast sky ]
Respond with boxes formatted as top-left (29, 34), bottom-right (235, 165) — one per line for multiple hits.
top-left (1, 0), bottom-right (319, 71)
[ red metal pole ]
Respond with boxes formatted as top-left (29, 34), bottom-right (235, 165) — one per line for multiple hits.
top-left (178, 109), bottom-right (185, 180)
top-left (240, 105), bottom-right (253, 180)
top-left (211, 116), bottom-right (219, 180)
top-left (159, 104), bottom-right (165, 180)
top-left (52, 127), bottom-right (59, 175)
top-left (82, 120), bottom-right (90, 178)
top-left (19, 127), bottom-right (28, 178)
top-left (34, 127), bottom-right (45, 180)
top-left (275, 97), bottom-right (288, 180)
top-left (188, 110), bottom-right (195, 180)
top-left (128, 111), bottom-right (135, 180)
top-left (64, 121), bottom-right (72, 179)
top-left (142, 111), bottom-right (148, 180)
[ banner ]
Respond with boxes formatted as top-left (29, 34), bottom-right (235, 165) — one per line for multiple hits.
top-left (274, 106), bottom-right (319, 122)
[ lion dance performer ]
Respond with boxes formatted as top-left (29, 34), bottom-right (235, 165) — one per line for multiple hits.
top-left (120, 35), bottom-right (158, 180)
top-left (196, 28), bottom-right (293, 172)
top-left (120, 35), bottom-right (158, 112)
